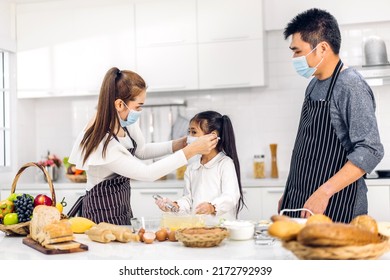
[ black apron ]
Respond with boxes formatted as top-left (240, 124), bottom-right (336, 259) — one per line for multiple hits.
top-left (281, 60), bottom-right (358, 223)
top-left (81, 128), bottom-right (137, 225)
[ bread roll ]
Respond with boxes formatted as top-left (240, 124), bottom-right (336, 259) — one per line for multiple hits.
top-left (306, 214), bottom-right (333, 225)
top-left (97, 222), bottom-right (140, 242)
top-left (267, 220), bottom-right (304, 241)
top-left (297, 223), bottom-right (382, 247)
top-left (350, 215), bottom-right (378, 235)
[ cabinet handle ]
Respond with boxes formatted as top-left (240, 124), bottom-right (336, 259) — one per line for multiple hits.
top-left (266, 189), bottom-right (285, 194)
top-left (149, 85), bottom-right (186, 91)
top-left (211, 36), bottom-right (250, 41)
top-left (139, 191), bottom-right (180, 195)
top-left (212, 82), bottom-right (250, 88)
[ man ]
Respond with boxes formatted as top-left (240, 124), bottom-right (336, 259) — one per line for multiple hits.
top-left (279, 8), bottom-right (384, 223)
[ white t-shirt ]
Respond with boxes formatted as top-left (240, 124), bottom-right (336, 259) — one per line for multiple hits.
top-left (69, 121), bottom-right (187, 190)
top-left (175, 152), bottom-right (240, 220)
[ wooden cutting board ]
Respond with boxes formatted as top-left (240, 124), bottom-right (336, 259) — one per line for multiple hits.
top-left (22, 237), bottom-right (88, 255)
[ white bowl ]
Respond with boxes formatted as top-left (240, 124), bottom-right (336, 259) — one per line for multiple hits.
top-left (223, 220), bottom-right (255, 241)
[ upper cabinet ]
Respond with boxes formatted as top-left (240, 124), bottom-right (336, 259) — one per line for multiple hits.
top-left (0, 1), bottom-right (16, 52)
top-left (134, 0), bottom-right (198, 92)
top-left (16, 0), bottom-right (135, 98)
top-left (264, 0), bottom-right (390, 31)
top-left (197, 0), bottom-right (265, 89)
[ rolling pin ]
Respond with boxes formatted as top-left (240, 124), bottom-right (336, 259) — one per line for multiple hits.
top-left (85, 227), bottom-right (116, 243)
top-left (97, 222), bottom-right (140, 242)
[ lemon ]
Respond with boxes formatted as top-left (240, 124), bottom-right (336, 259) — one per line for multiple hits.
top-left (55, 202), bottom-right (63, 213)
top-left (69, 217), bottom-right (96, 233)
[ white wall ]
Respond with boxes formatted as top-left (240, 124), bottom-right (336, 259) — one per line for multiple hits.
top-left (13, 20), bottom-right (390, 185)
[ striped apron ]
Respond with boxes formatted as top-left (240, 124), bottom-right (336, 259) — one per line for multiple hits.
top-left (82, 128), bottom-right (137, 225)
top-left (281, 60), bottom-right (358, 223)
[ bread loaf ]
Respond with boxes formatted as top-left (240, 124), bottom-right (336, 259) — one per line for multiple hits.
top-left (267, 220), bottom-right (305, 241)
top-left (38, 220), bottom-right (75, 246)
top-left (97, 222), bottom-right (140, 242)
top-left (29, 205), bottom-right (61, 241)
top-left (297, 223), bottom-right (382, 247)
top-left (350, 215), bottom-right (378, 235)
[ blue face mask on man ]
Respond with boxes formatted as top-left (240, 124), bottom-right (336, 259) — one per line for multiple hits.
top-left (292, 45), bottom-right (324, 78)
top-left (119, 102), bottom-right (142, 127)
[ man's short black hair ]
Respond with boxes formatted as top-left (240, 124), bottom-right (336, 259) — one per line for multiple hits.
top-left (283, 8), bottom-right (341, 54)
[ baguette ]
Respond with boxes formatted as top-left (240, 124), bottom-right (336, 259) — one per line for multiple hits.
top-left (97, 222), bottom-right (140, 242)
top-left (297, 223), bottom-right (382, 247)
top-left (85, 227), bottom-right (116, 243)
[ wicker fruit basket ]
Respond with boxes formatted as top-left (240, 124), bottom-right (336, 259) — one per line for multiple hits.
top-left (282, 234), bottom-right (390, 260)
top-left (175, 227), bottom-right (229, 248)
top-left (0, 162), bottom-right (57, 236)
top-left (66, 174), bottom-right (87, 183)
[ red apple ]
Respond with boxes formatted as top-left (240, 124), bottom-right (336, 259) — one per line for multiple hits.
top-left (34, 194), bottom-right (53, 207)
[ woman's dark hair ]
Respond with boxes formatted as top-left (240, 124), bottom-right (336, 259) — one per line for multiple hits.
top-left (190, 111), bottom-right (245, 217)
top-left (283, 8), bottom-right (341, 54)
top-left (80, 67), bottom-right (146, 164)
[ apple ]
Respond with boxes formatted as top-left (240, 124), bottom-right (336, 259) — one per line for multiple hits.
top-left (34, 194), bottom-right (53, 207)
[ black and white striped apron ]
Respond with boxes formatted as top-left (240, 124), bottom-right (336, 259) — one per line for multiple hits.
top-left (281, 60), bottom-right (358, 223)
top-left (82, 128), bottom-right (137, 225)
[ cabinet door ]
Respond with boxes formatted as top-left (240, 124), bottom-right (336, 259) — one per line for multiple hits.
top-left (367, 186), bottom-right (390, 222)
top-left (238, 187), bottom-right (263, 220)
top-left (131, 188), bottom-right (183, 218)
top-left (197, 0), bottom-right (263, 43)
top-left (198, 40), bottom-right (265, 89)
top-left (261, 187), bottom-right (284, 220)
top-left (17, 0), bottom-right (135, 98)
top-left (136, 45), bottom-right (198, 91)
top-left (135, 0), bottom-right (196, 47)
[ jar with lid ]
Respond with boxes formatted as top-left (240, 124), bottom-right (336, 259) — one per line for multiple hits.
top-left (253, 154), bottom-right (265, 179)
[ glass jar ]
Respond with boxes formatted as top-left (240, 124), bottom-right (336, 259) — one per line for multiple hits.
top-left (253, 154), bottom-right (265, 179)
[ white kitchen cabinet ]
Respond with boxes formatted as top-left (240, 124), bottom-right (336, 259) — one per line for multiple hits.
top-left (367, 185), bottom-right (390, 222)
top-left (134, 0), bottom-right (197, 92)
top-left (16, 0), bottom-right (135, 98)
top-left (197, 0), bottom-right (263, 43)
top-left (136, 45), bottom-right (198, 92)
top-left (260, 187), bottom-right (284, 220)
top-left (238, 187), bottom-right (262, 220)
top-left (131, 187), bottom-right (183, 218)
top-left (264, 0), bottom-right (390, 31)
top-left (197, 0), bottom-right (265, 89)
top-left (198, 40), bottom-right (265, 89)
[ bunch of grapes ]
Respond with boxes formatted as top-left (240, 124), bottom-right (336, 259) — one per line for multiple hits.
top-left (13, 194), bottom-right (34, 223)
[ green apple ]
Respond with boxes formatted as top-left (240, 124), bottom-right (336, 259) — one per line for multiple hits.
top-left (3, 213), bottom-right (18, 225)
top-left (7, 193), bottom-right (21, 202)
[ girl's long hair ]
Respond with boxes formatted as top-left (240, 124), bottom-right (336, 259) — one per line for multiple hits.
top-left (80, 67), bottom-right (146, 165)
top-left (190, 111), bottom-right (246, 217)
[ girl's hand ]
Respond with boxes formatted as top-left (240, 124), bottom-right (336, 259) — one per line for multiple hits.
top-left (195, 202), bottom-right (216, 215)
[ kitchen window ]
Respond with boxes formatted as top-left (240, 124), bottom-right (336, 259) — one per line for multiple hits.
top-left (0, 51), bottom-right (10, 169)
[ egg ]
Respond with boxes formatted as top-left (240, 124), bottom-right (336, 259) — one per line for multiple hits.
top-left (138, 228), bottom-right (145, 242)
top-left (168, 230), bottom-right (177, 242)
top-left (155, 229), bottom-right (168, 241)
top-left (143, 231), bottom-right (156, 244)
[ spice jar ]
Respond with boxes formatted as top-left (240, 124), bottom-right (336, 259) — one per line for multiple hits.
top-left (253, 154), bottom-right (265, 179)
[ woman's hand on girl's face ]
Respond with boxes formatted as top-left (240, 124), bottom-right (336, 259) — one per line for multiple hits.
top-left (192, 134), bottom-right (218, 154)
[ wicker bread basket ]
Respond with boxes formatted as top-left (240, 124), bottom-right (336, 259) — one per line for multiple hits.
top-left (0, 162), bottom-right (57, 236)
top-left (282, 234), bottom-right (390, 260)
top-left (175, 227), bottom-right (229, 248)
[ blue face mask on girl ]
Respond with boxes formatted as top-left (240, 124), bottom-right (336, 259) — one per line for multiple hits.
top-left (119, 102), bottom-right (142, 127)
top-left (292, 45), bottom-right (324, 78)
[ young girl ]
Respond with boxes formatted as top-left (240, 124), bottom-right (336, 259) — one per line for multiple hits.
top-left (155, 111), bottom-right (245, 220)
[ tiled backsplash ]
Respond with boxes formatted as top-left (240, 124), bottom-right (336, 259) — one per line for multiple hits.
top-left (16, 22), bottom-right (390, 183)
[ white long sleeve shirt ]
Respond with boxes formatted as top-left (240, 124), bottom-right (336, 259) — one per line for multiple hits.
top-left (69, 121), bottom-right (187, 190)
top-left (175, 152), bottom-right (240, 220)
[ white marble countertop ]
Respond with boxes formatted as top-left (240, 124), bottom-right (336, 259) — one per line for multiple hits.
top-left (1, 231), bottom-right (389, 260)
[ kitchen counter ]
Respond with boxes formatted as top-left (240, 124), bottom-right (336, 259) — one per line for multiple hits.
top-left (1, 231), bottom-right (389, 260)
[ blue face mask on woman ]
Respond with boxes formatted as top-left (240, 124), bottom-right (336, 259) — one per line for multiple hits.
top-left (292, 45), bottom-right (323, 78)
top-left (119, 102), bottom-right (142, 127)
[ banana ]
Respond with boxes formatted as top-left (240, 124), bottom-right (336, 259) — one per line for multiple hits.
top-left (68, 217), bottom-right (96, 233)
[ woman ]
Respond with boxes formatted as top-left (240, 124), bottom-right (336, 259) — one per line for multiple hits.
top-left (68, 67), bottom-right (218, 225)
top-left (155, 111), bottom-right (245, 220)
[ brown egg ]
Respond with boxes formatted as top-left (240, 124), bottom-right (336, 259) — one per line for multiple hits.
top-left (155, 229), bottom-right (168, 241)
top-left (143, 231), bottom-right (156, 244)
top-left (138, 228), bottom-right (145, 242)
top-left (168, 230), bottom-right (177, 242)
